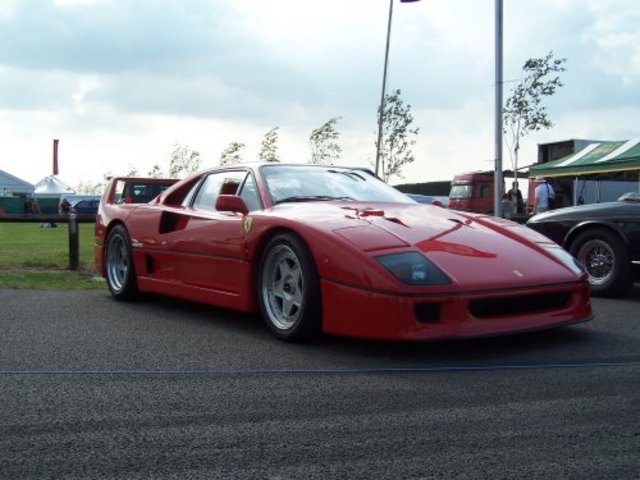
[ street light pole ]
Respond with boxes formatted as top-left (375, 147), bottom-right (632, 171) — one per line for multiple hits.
top-left (375, 0), bottom-right (420, 178)
top-left (494, 0), bottom-right (504, 217)
top-left (375, 0), bottom-right (395, 178)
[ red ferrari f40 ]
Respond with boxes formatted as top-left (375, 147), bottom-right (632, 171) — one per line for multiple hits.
top-left (95, 164), bottom-right (592, 341)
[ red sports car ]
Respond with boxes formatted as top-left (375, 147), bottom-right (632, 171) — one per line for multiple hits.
top-left (95, 164), bottom-right (592, 341)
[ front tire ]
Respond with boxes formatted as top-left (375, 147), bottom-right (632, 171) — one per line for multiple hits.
top-left (258, 233), bottom-right (321, 341)
top-left (104, 224), bottom-right (139, 301)
top-left (570, 228), bottom-right (632, 297)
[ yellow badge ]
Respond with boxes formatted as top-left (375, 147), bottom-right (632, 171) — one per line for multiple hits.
top-left (243, 216), bottom-right (253, 234)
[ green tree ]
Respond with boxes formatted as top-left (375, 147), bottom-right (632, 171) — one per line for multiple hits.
top-left (258, 127), bottom-right (280, 163)
top-left (503, 51), bottom-right (567, 177)
top-left (220, 142), bottom-right (246, 166)
top-left (147, 164), bottom-right (164, 178)
top-left (309, 117), bottom-right (342, 165)
top-left (75, 170), bottom-right (117, 194)
top-left (376, 89), bottom-right (419, 182)
top-left (74, 179), bottom-right (103, 194)
top-left (125, 165), bottom-right (139, 177)
top-left (169, 142), bottom-right (202, 178)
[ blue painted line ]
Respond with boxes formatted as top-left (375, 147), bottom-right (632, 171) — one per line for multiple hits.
top-left (0, 361), bottom-right (639, 376)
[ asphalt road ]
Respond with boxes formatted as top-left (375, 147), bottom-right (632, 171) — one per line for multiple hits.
top-left (1, 287), bottom-right (639, 479)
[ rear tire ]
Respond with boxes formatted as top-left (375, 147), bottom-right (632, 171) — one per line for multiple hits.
top-left (569, 228), bottom-right (632, 297)
top-left (258, 233), bottom-right (322, 341)
top-left (104, 224), bottom-right (139, 301)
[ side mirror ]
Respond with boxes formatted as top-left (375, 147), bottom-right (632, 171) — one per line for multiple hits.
top-left (215, 194), bottom-right (249, 215)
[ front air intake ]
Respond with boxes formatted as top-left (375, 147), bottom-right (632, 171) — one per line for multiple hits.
top-left (414, 303), bottom-right (441, 323)
top-left (469, 292), bottom-right (571, 318)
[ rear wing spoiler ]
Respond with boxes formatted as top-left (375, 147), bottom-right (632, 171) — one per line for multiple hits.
top-left (102, 177), bottom-right (179, 205)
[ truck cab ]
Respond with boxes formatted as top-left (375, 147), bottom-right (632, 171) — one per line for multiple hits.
top-left (448, 172), bottom-right (496, 214)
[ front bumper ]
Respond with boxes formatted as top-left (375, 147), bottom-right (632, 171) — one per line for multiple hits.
top-left (320, 280), bottom-right (592, 341)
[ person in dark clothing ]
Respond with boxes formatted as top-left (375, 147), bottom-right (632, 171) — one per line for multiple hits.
top-left (60, 198), bottom-right (71, 214)
top-left (508, 181), bottom-right (524, 214)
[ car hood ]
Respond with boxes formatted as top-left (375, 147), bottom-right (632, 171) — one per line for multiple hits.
top-left (528, 200), bottom-right (635, 224)
top-left (271, 201), bottom-right (581, 288)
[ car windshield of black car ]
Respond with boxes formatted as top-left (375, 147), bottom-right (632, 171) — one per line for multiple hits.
top-left (619, 192), bottom-right (640, 202)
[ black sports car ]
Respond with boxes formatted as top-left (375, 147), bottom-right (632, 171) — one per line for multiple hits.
top-left (527, 192), bottom-right (640, 297)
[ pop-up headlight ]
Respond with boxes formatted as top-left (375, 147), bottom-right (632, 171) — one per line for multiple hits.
top-left (376, 251), bottom-right (451, 286)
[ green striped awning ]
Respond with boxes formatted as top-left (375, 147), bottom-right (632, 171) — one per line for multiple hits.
top-left (529, 139), bottom-right (640, 178)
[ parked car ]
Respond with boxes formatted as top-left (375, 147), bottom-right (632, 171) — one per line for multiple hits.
top-left (527, 192), bottom-right (640, 297)
top-left (95, 163), bottom-right (591, 342)
top-left (70, 199), bottom-right (100, 215)
top-left (59, 195), bottom-right (101, 214)
top-left (111, 178), bottom-right (178, 204)
top-left (406, 193), bottom-right (449, 207)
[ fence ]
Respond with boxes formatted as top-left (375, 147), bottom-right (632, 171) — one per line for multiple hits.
top-left (0, 213), bottom-right (93, 270)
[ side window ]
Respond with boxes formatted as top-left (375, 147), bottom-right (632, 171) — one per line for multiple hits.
top-left (129, 184), bottom-right (153, 203)
top-left (114, 180), bottom-right (126, 204)
top-left (192, 175), bottom-right (226, 211)
top-left (239, 175), bottom-right (262, 212)
top-left (168, 177), bottom-right (204, 207)
top-left (192, 171), bottom-right (248, 212)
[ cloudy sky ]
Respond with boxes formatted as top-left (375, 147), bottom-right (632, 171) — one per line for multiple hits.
top-left (1, 0), bottom-right (639, 189)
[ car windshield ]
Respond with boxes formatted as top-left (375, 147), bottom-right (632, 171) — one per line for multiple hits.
top-left (449, 184), bottom-right (473, 199)
top-left (618, 191), bottom-right (640, 202)
top-left (260, 165), bottom-right (411, 205)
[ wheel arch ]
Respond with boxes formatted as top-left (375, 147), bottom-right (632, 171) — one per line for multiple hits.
top-left (564, 220), bottom-right (630, 251)
top-left (249, 226), bottom-right (318, 301)
top-left (105, 219), bottom-right (128, 238)
top-left (104, 219), bottom-right (128, 251)
top-left (565, 220), bottom-right (633, 297)
top-left (96, 219), bottom-right (129, 277)
top-left (103, 221), bottom-right (140, 300)
top-left (251, 226), bottom-right (323, 340)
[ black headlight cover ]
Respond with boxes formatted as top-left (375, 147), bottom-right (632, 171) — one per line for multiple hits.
top-left (375, 251), bottom-right (451, 286)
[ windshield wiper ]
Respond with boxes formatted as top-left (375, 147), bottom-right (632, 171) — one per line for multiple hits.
top-left (328, 169), bottom-right (367, 181)
top-left (274, 195), bottom-right (354, 205)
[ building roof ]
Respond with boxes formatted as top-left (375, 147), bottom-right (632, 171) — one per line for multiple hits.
top-left (0, 169), bottom-right (35, 195)
top-left (34, 175), bottom-right (75, 197)
top-left (529, 138), bottom-right (640, 178)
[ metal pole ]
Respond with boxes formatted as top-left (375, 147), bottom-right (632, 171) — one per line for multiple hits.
top-left (494, 0), bottom-right (504, 217)
top-left (68, 213), bottom-right (79, 271)
top-left (375, 0), bottom-right (395, 177)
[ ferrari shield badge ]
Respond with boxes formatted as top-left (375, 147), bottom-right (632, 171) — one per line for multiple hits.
top-left (244, 216), bottom-right (253, 234)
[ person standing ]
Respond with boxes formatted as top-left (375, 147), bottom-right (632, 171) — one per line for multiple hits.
top-left (501, 193), bottom-right (513, 219)
top-left (508, 181), bottom-right (524, 214)
top-left (534, 177), bottom-right (555, 213)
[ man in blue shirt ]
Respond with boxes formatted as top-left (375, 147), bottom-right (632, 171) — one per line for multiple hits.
top-left (534, 177), bottom-right (555, 213)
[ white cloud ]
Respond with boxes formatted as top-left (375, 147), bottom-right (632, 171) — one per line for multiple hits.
top-left (54, 0), bottom-right (102, 5)
top-left (582, 2), bottom-right (640, 85)
top-left (1, 0), bottom-right (639, 189)
top-left (0, 0), bottom-right (17, 18)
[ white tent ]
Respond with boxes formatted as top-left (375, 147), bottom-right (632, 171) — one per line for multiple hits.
top-left (0, 169), bottom-right (35, 197)
top-left (34, 175), bottom-right (75, 198)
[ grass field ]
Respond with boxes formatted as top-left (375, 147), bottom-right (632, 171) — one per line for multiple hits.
top-left (0, 222), bottom-right (105, 289)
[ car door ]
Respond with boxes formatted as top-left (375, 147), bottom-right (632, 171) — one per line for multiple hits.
top-left (160, 170), bottom-right (255, 296)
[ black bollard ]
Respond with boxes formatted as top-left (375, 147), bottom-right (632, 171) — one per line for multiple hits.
top-left (68, 213), bottom-right (79, 271)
